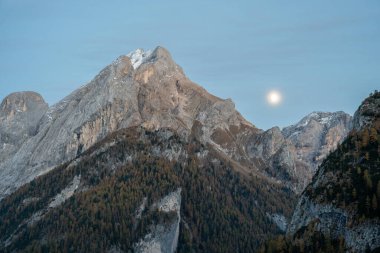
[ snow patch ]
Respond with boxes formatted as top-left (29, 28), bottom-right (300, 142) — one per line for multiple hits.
top-left (127, 48), bottom-right (152, 69)
top-left (318, 115), bottom-right (333, 125)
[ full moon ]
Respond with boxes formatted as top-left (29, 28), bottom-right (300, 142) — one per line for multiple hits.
top-left (267, 90), bottom-right (282, 106)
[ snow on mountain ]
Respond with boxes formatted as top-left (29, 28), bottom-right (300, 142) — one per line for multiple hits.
top-left (282, 111), bottom-right (352, 174)
top-left (127, 48), bottom-right (152, 69)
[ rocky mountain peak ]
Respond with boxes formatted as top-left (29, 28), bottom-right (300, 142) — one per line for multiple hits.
top-left (0, 91), bottom-right (47, 119)
top-left (283, 111), bottom-right (351, 134)
top-left (284, 92), bottom-right (380, 253)
top-left (126, 48), bottom-right (152, 69)
top-left (353, 90), bottom-right (380, 130)
top-left (282, 111), bottom-right (352, 173)
top-left (0, 46), bottom-right (259, 199)
top-left (0, 91), bottom-right (48, 168)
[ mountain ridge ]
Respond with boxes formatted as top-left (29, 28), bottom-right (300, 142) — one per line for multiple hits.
top-left (260, 91), bottom-right (380, 253)
top-left (0, 46), bottom-right (351, 199)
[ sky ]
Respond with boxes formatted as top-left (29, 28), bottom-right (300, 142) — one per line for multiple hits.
top-left (0, 0), bottom-right (379, 130)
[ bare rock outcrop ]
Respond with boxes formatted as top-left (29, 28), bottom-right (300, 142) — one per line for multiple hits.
top-left (134, 189), bottom-right (182, 253)
top-left (0, 47), bottom-right (259, 199)
top-left (283, 111), bottom-right (352, 173)
top-left (0, 92), bottom-right (48, 167)
top-left (0, 46), bottom-right (354, 200)
top-left (287, 92), bottom-right (380, 252)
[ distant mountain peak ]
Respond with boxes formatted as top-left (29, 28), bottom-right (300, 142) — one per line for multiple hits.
top-left (353, 91), bottom-right (380, 130)
top-left (290, 111), bottom-right (350, 129)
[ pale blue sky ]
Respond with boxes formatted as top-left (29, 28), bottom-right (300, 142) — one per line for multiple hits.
top-left (0, 0), bottom-right (379, 129)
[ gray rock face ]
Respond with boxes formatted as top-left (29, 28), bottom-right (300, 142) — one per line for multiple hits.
top-left (247, 127), bottom-right (309, 192)
top-left (0, 92), bottom-right (48, 167)
top-left (287, 195), bottom-right (349, 236)
top-left (246, 112), bottom-right (352, 192)
top-left (352, 92), bottom-right (380, 130)
top-left (288, 195), bottom-right (380, 252)
top-left (134, 188), bottom-right (182, 253)
top-left (283, 111), bottom-right (352, 172)
top-left (287, 93), bottom-right (380, 252)
top-left (266, 213), bottom-right (288, 232)
top-left (0, 46), bottom-right (353, 199)
top-left (0, 47), bottom-right (259, 199)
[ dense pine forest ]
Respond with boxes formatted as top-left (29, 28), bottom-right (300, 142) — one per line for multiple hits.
top-left (0, 127), bottom-right (295, 252)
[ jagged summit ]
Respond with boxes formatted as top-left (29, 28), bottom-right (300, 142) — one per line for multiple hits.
top-left (0, 91), bottom-right (48, 169)
top-left (126, 48), bottom-right (152, 69)
top-left (284, 111), bottom-right (350, 131)
top-left (0, 46), bottom-right (353, 200)
top-left (0, 46), bottom-right (258, 199)
top-left (116, 46), bottom-right (177, 71)
top-left (0, 91), bottom-right (46, 114)
top-left (281, 111), bottom-right (352, 174)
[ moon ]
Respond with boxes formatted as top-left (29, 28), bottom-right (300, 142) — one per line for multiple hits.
top-left (267, 90), bottom-right (282, 106)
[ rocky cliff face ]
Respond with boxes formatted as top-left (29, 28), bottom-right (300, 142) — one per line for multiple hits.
top-left (353, 91), bottom-right (380, 130)
top-left (283, 111), bottom-right (352, 173)
top-left (0, 47), bottom-right (260, 199)
top-left (247, 112), bottom-right (352, 193)
top-left (0, 47), bottom-right (352, 200)
top-left (246, 126), bottom-right (308, 192)
top-left (0, 92), bottom-right (48, 168)
top-left (134, 188), bottom-right (182, 253)
top-left (285, 92), bottom-right (380, 252)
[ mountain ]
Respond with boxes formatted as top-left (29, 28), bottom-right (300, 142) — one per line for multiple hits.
top-left (0, 126), bottom-right (296, 252)
top-left (0, 48), bottom-right (351, 198)
top-left (260, 91), bottom-right (380, 253)
top-left (282, 111), bottom-right (352, 189)
top-left (283, 111), bottom-right (352, 173)
top-left (0, 92), bottom-right (48, 168)
top-left (0, 46), bottom-right (355, 252)
top-left (248, 111), bottom-right (352, 192)
top-left (0, 47), bottom-right (263, 199)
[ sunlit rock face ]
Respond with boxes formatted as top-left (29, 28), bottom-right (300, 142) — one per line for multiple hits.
top-left (282, 111), bottom-right (352, 175)
top-left (246, 112), bottom-right (352, 193)
top-left (0, 47), bottom-right (261, 200)
top-left (0, 46), bottom-right (353, 200)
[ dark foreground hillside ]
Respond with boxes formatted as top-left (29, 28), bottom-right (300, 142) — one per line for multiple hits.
top-left (260, 92), bottom-right (380, 253)
top-left (0, 126), bottom-right (295, 253)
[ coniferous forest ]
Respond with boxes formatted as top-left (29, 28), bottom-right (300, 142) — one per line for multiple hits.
top-left (0, 127), bottom-right (295, 252)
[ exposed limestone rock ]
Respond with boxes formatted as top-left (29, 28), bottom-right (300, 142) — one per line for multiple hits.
top-left (247, 127), bottom-right (309, 192)
top-left (48, 175), bottom-right (81, 208)
top-left (352, 92), bottom-right (380, 130)
top-left (287, 195), bottom-right (349, 236)
top-left (283, 111), bottom-right (352, 173)
top-left (0, 91), bottom-right (48, 167)
top-left (288, 195), bottom-right (380, 252)
top-left (287, 93), bottom-right (380, 252)
top-left (266, 213), bottom-right (288, 232)
top-left (0, 47), bottom-right (260, 200)
top-left (134, 188), bottom-right (182, 253)
top-left (0, 46), bottom-right (353, 200)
